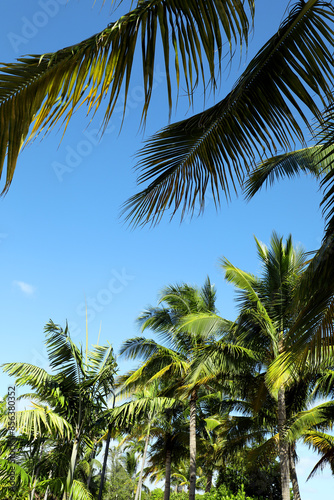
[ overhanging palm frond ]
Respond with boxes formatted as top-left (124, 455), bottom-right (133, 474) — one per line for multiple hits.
top-left (244, 145), bottom-right (334, 200)
top-left (0, 0), bottom-right (254, 194)
top-left (123, 0), bottom-right (334, 226)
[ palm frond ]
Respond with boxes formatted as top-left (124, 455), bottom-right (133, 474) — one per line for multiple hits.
top-left (244, 145), bottom-right (334, 200)
top-left (1, 404), bottom-right (73, 440)
top-left (303, 430), bottom-right (334, 479)
top-left (0, 0), bottom-right (253, 193)
top-left (45, 321), bottom-right (85, 387)
top-left (119, 337), bottom-right (163, 360)
top-left (70, 479), bottom-right (93, 500)
top-left (105, 396), bottom-right (176, 428)
top-left (178, 313), bottom-right (234, 339)
top-left (123, 0), bottom-right (334, 226)
top-left (0, 458), bottom-right (31, 486)
top-left (1, 362), bottom-right (53, 391)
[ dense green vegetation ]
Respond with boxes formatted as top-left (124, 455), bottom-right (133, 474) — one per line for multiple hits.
top-left (1, 234), bottom-right (334, 500)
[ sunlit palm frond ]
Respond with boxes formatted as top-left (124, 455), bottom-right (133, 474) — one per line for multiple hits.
top-left (124, 0), bottom-right (334, 226)
top-left (44, 321), bottom-right (84, 387)
top-left (303, 430), bottom-right (334, 479)
top-left (0, 458), bottom-right (31, 488)
top-left (70, 479), bottom-right (93, 500)
top-left (1, 404), bottom-right (73, 440)
top-left (0, 0), bottom-right (253, 194)
top-left (178, 313), bottom-right (234, 339)
top-left (244, 145), bottom-right (334, 200)
top-left (187, 341), bottom-right (256, 387)
top-left (287, 401), bottom-right (334, 443)
top-left (1, 362), bottom-right (53, 391)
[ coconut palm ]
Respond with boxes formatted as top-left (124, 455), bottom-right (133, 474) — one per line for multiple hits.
top-left (119, 279), bottom-right (218, 500)
top-left (1, 320), bottom-right (117, 500)
top-left (119, 278), bottom-right (251, 500)
top-left (179, 233), bottom-right (314, 499)
top-left (218, 233), bottom-right (308, 499)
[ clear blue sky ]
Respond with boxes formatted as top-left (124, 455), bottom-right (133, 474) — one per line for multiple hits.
top-left (0, 1), bottom-right (331, 498)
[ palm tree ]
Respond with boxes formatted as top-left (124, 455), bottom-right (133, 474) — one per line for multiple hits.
top-left (219, 233), bottom-right (308, 500)
top-left (180, 233), bottom-right (316, 499)
top-left (119, 278), bottom-right (220, 500)
top-left (143, 405), bottom-right (189, 500)
top-left (1, 320), bottom-right (117, 500)
top-left (119, 278), bottom-right (251, 500)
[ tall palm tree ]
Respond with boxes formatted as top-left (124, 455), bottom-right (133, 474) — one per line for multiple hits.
top-left (181, 233), bottom-right (315, 499)
top-left (1, 320), bottom-right (117, 500)
top-left (119, 278), bottom-right (251, 500)
top-left (219, 233), bottom-right (308, 500)
top-left (119, 278), bottom-right (220, 500)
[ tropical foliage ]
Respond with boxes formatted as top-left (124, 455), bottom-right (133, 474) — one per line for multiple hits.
top-left (3, 1), bottom-right (334, 500)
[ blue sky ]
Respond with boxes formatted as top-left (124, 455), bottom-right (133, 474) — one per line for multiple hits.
top-left (0, 0), bottom-right (331, 497)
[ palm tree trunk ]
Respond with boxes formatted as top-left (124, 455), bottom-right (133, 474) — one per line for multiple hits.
top-left (278, 387), bottom-right (290, 500)
top-left (87, 443), bottom-right (96, 489)
top-left (43, 470), bottom-right (52, 500)
top-left (163, 443), bottom-right (172, 500)
top-left (189, 390), bottom-right (197, 500)
top-left (135, 424), bottom-right (150, 500)
top-left (98, 424), bottom-right (112, 500)
top-left (64, 435), bottom-right (80, 500)
top-left (205, 470), bottom-right (213, 493)
top-left (289, 444), bottom-right (301, 500)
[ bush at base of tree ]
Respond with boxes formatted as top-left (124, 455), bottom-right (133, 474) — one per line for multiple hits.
top-left (217, 462), bottom-right (282, 500)
top-left (149, 486), bottom-right (257, 500)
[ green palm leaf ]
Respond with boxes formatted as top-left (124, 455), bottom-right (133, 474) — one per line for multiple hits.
top-left (1, 404), bottom-right (73, 440)
top-left (0, 0), bottom-right (253, 194)
top-left (1, 362), bottom-right (53, 391)
top-left (244, 146), bottom-right (332, 199)
top-left (303, 430), bottom-right (334, 479)
top-left (124, 0), bottom-right (334, 226)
